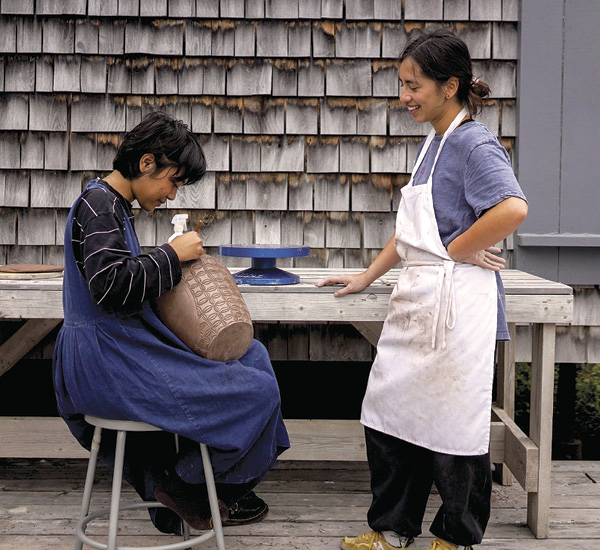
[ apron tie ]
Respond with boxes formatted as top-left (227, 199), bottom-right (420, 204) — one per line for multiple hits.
top-left (402, 259), bottom-right (456, 349)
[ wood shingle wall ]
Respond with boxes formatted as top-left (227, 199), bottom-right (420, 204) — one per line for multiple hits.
top-left (0, 0), bottom-right (518, 269)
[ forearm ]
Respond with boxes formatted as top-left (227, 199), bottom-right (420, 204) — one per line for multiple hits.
top-left (363, 235), bottom-right (401, 282)
top-left (447, 197), bottom-right (528, 261)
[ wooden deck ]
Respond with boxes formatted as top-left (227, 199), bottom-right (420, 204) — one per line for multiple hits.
top-left (0, 459), bottom-right (598, 550)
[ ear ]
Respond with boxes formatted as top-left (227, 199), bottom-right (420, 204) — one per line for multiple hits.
top-left (444, 77), bottom-right (459, 99)
top-left (139, 153), bottom-right (155, 174)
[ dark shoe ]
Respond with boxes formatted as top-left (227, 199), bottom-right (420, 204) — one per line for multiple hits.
top-left (155, 475), bottom-right (228, 530)
top-left (221, 491), bottom-right (269, 526)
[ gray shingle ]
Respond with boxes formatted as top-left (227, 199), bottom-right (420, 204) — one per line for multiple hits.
top-left (272, 60), bottom-right (297, 96)
top-left (374, 0), bottom-right (402, 20)
top-left (227, 60), bottom-right (272, 96)
top-left (0, 132), bottom-right (20, 168)
top-left (159, 99), bottom-right (192, 127)
top-left (356, 23), bottom-right (381, 58)
top-left (255, 211), bottom-right (281, 244)
top-left (169, 172), bottom-right (216, 209)
top-left (36, 57), bottom-right (54, 92)
top-left (97, 134), bottom-right (120, 170)
top-left (326, 213), bottom-right (360, 248)
top-left (443, 0), bottom-right (469, 20)
top-left (493, 23), bottom-right (518, 60)
top-left (471, 0), bottom-right (502, 21)
top-left (244, 98), bottom-right (285, 134)
top-left (196, 0), bottom-right (219, 17)
top-left (346, 0), bottom-right (374, 20)
top-left (502, 0), bottom-right (519, 21)
top-left (0, 203), bottom-right (15, 239)
top-left (214, 98), bottom-right (243, 134)
top-left (21, 132), bottom-right (45, 169)
top-left (234, 21), bottom-right (255, 57)
top-left (244, 0), bottom-right (265, 18)
top-left (186, 22), bottom-right (212, 56)
top-left (118, 0), bottom-right (140, 16)
top-left (30, 95), bottom-right (68, 131)
top-left (44, 132), bottom-right (69, 170)
top-left (190, 98), bottom-right (212, 133)
top-left (477, 101), bottom-right (499, 136)
top-left (404, 0), bottom-right (443, 20)
top-left (371, 137), bottom-right (407, 173)
top-left (297, 60), bottom-right (324, 97)
top-left (53, 56), bottom-right (81, 92)
top-left (36, 0), bottom-right (85, 14)
top-left (4, 56), bottom-right (35, 92)
top-left (474, 61), bottom-right (516, 98)
top-left (211, 21), bottom-right (235, 57)
top-left (382, 23), bottom-right (408, 59)
top-left (363, 212), bottom-right (395, 248)
top-left (373, 61), bottom-right (398, 97)
top-left (389, 103), bottom-right (427, 136)
top-left (70, 133), bottom-right (98, 171)
top-left (178, 59), bottom-right (204, 95)
top-left (288, 173), bottom-right (313, 210)
top-left (43, 18), bottom-right (75, 54)
top-left (321, 99), bottom-right (357, 135)
top-left (88, 0), bottom-right (118, 16)
top-left (307, 136), bottom-right (339, 173)
top-left (303, 212), bottom-right (324, 246)
top-left (231, 137), bottom-right (260, 172)
top-left (257, 21), bottom-right (288, 57)
top-left (1, 171), bottom-right (29, 208)
top-left (326, 60), bottom-right (372, 97)
top-left (500, 100), bottom-right (516, 137)
top-left (336, 24), bottom-right (356, 58)
top-left (321, 0), bottom-right (343, 19)
top-left (288, 21), bottom-right (311, 57)
top-left (107, 58), bottom-right (131, 94)
top-left (261, 136), bottom-right (304, 172)
top-left (203, 60), bottom-right (226, 95)
top-left (168, 0), bottom-right (195, 17)
top-left (140, 0), bottom-right (168, 17)
top-left (0, 95), bottom-right (28, 130)
top-left (156, 60), bottom-right (179, 95)
top-left (405, 138), bottom-right (421, 172)
top-left (358, 99), bottom-right (387, 135)
top-left (0, 58), bottom-right (3, 91)
top-left (0, 16), bottom-right (16, 53)
top-left (286, 99), bottom-right (318, 135)
top-left (71, 96), bottom-right (126, 132)
top-left (299, 0), bottom-right (320, 18)
top-left (1, 0), bottom-right (33, 13)
top-left (312, 22), bottom-right (335, 57)
top-left (30, 171), bottom-right (81, 209)
top-left (281, 212), bottom-right (304, 246)
top-left (125, 21), bottom-right (183, 56)
top-left (351, 176), bottom-right (391, 211)
top-left (131, 59), bottom-right (155, 95)
top-left (455, 23), bottom-right (491, 60)
top-left (220, 0), bottom-right (245, 18)
top-left (6, 244), bottom-right (43, 263)
top-left (265, 0), bottom-right (299, 18)
top-left (198, 134), bottom-right (229, 172)
top-left (17, 17), bottom-right (42, 53)
top-left (125, 97), bottom-right (142, 131)
top-left (75, 19), bottom-right (99, 54)
top-left (218, 173), bottom-right (247, 210)
top-left (340, 138), bottom-right (369, 174)
top-left (99, 20), bottom-right (125, 55)
top-left (246, 175), bottom-right (288, 210)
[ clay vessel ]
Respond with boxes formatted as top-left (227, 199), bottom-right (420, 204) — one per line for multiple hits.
top-left (157, 254), bottom-right (253, 362)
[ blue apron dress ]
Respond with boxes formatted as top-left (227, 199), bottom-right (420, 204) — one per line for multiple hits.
top-left (53, 180), bottom-right (290, 533)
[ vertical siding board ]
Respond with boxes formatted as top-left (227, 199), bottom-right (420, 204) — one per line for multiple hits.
top-left (214, 98), bottom-right (243, 134)
top-left (186, 21), bottom-right (212, 56)
top-left (502, 0), bottom-right (519, 21)
top-left (288, 21), bottom-right (311, 58)
top-left (404, 0), bottom-right (443, 20)
top-left (281, 212), bottom-right (304, 246)
top-left (312, 22), bottom-right (335, 57)
top-left (196, 0), bottom-right (219, 17)
top-left (363, 212), bottom-right (395, 248)
top-left (221, 0), bottom-right (245, 18)
top-left (352, 176), bottom-right (391, 212)
top-left (470, 0), bottom-right (502, 21)
top-left (2, 0), bottom-right (34, 13)
top-left (140, 0), bottom-right (168, 17)
top-left (156, 60), bottom-right (179, 95)
top-left (373, 62), bottom-right (399, 97)
top-left (303, 213), bottom-right (325, 247)
top-left (125, 21), bottom-right (184, 56)
top-left (88, 0), bottom-right (119, 16)
top-left (371, 137), bottom-right (407, 173)
top-left (71, 96), bottom-right (126, 132)
top-left (346, 0), bottom-right (374, 21)
top-left (493, 23), bottom-right (518, 60)
top-left (17, 17), bottom-right (42, 53)
top-left (211, 22), bottom-right (235, 57)
top-left (227, 60), bottom-right (272, 96)
top-left (321, 99), bottom-right (357, 135)
top-left (356, 23), bottom-right (381, 59)
top-left (321, 0), bottom-right (343, 19)
top-left (266, 0), bottom-right (299, 19)
top-left (389, 103), bottom-right (427, 137)
top-left (474, 61), bottom-right (516, 98)
top-left (234, 21), bottom-right (256, 57)
top-left (336, 24), bottom-right (356, 58)
top-left (118, 0), bottom-right (140, 16)
top-left (97, 135), bottom-right (120, 171)
top-left (326, 213), bottom-right (361, 248)
top-left (30, 171), bottom-right (80, 209)
top-left (455, 23), bottom-right (491, 60)
top-left (374, 0), bottom-right (402, 20)
top-left (299, 0), bottom-right (320, 18)
top-left (244, 98), bottom-right (285, 135)
top-left (198, 134), bottom-right (229, 172)
top-left (0, 94), bottom-right (29, 130)
top-left (191, 99), bottom-right (212, 134)
top-left (178, 60), bottom-right (204, 95)
top-left (244, 0), bottom-right (264, 18)
top-left (36, 56), bottom-right (54, 92)
top-left (501, 100), bottom-right (516, 137)
top-left (107, 58), bottom-right (132, 94)
top-left (443, 0), bottom-right (469, 21)
top-left (357, 99), bottom-right (387, 136)
top-left (0, 207), bottom-right (17, 243)
top-left (381, 23), bottom-right (408, 59)
top-left (203, 60), bottom-right (226, 95)
top-left (168, 172), bottom-right (216, 209)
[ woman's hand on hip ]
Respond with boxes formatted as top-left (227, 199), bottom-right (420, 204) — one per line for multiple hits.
top-left (459, 246), bottom-right (506, 271)
top-left (315, 272), bottom-right (371, 297)
top-left (168, 232), bottom-right (205, 262)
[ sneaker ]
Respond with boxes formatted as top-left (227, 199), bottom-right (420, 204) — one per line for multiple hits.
top-left (341, 530), bottom-right (414, 550)
top-left (221, 491), bottom-right (269, 526)
top-left (427, 537), bottom-right (473, 550)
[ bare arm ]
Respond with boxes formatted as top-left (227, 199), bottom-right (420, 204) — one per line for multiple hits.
top-left (315, 235), bottom-right (401, 297)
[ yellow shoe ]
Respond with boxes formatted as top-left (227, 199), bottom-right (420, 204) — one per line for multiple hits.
top-left (341, 530), bottom-right (414, 550)
top-left (427, 537), bottom-right (473, 550)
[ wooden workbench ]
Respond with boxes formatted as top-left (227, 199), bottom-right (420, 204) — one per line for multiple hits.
top-left (0, 268), bottom-right (573, 538)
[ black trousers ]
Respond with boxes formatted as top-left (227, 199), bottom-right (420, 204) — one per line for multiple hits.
top-left (365, 426), bottom-right (491, 547)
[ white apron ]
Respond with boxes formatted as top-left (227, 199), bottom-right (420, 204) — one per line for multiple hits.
top-left (361, 108), bottom-right (497, 456)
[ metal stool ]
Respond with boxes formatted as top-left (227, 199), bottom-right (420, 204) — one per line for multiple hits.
top-left (75, 415), bottom-right (226, 550)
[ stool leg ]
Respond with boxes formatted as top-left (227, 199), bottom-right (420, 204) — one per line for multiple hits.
top-left (107, 430), bottom-right (127, 550)
top-left (200, 444), bottom-right (225, 550)
top-left (75, 426), bottom-right (102, 550)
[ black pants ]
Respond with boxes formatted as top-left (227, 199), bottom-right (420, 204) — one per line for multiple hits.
top-left (365, 427), bottom-right (491, 547)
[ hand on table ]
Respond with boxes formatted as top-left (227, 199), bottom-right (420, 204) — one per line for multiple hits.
top-left (315, 272), bottom-right (371, 297)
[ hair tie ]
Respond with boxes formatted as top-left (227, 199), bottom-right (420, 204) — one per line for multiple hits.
top-left (470, 78), bottom-right (480, 89)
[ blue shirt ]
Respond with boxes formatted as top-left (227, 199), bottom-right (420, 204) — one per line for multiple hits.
top-left (412, 120), bottom-right (527, 340)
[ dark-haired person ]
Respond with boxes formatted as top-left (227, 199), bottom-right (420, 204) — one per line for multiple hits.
top-left (317, 29), bottom-right (528, 550)
top-left (53, 111), bottom-right (289, 534)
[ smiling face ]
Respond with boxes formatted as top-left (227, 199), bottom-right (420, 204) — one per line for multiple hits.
top-left (130, 155), bottom-right (185, 212)
top-left (399, 56), bottom-right (461, 135)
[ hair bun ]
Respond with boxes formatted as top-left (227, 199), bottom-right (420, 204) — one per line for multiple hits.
top-left (470, 78), bottom-right (491, 98)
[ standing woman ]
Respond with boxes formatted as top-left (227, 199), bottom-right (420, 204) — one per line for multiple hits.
top-left (317, 29), bottom-right (528, 550)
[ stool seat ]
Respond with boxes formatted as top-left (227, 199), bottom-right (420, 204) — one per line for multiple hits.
top-left (75, 415), bottom-right (226, 550)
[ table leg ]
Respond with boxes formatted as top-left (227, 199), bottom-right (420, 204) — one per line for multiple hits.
top-left (527, 322), bottom-right (556, 538)
top-left (350, 321), bottom-right (383, 347)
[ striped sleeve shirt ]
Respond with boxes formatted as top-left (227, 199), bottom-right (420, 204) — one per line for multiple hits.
top-left (72, 180), bottom-right (182, 310)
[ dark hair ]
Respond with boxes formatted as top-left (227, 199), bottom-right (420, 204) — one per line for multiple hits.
top-left (113, 111), bottom-right (206, 184)
top-left (400, 28), bottom-right (491, 117)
